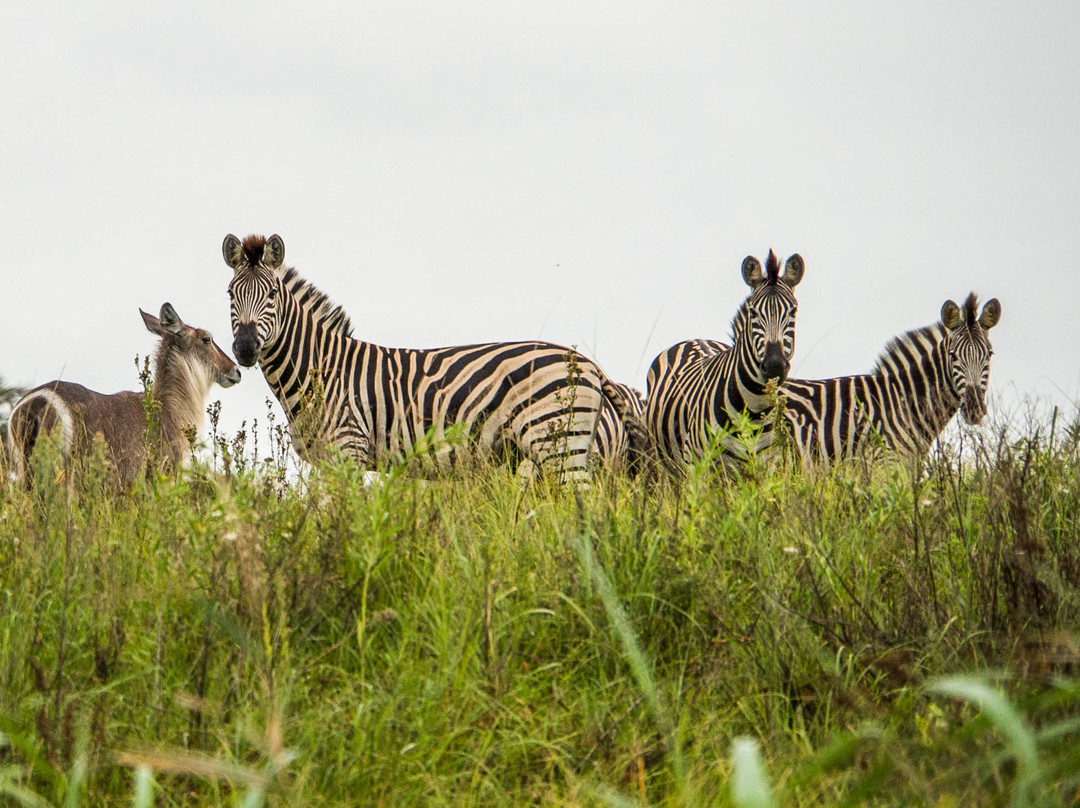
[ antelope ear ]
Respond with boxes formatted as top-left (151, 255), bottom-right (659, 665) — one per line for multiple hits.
top-left (941, 300), bottom-right (962, 329)
top-left (223, 234), bottom-right (244, 271)
top-left (265, 234), bottom-right (285, 270)
top-left (741, 256), bottom-right (764, 288)
top-left (979, 298), bottom-right (1001, 329)
top-left (140, 308), bottom-right (162, 336)
top-left (158, 302), bottom-right (186, 336)
top-left (781, 254), bottom-right (804, 287)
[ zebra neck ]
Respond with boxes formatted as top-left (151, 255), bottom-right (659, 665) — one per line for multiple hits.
top-left (696, 343), bottom-right (776, 428)
top-left (874, 324), bottom-right (961, 449)
top-left (727, 342), bottom-right (776, 414)
top-left (259, 315), bottom-right (349, 421)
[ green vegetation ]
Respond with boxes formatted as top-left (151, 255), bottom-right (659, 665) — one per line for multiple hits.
top-left (1, 410), bottom-right (1079, 806)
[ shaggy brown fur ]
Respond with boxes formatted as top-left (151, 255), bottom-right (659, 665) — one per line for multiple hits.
top-left (7, 304), bottom-right (240, 487)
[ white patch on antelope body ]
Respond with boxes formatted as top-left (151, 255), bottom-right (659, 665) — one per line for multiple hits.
top-left (7, 388), bottom-right (76, 479)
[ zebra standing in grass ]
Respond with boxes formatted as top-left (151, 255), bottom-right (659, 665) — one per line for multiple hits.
top-left (645, 250), bottom-right (804, 470)
top-left (778, 294), bottom-right (1001, 464)
top-left (223, 234), bottom-right (642, 480)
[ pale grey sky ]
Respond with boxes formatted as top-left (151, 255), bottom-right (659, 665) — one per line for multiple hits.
top-left (3, 1), bottom-right (1079, 446)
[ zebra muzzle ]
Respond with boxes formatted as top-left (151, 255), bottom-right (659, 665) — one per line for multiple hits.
top-left (232, 324), bottom-right (261, 368)
top-left (961, 391), bottom-right (987, 425)
top-left (762, 342), bottom-right (789, 382)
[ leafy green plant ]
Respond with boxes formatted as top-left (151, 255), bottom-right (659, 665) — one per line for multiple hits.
top-left (1, 408), bottom-right (1079, 805)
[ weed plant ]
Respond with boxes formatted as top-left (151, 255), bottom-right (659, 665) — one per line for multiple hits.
top-left (0, 404), bottom-right (1078, 806)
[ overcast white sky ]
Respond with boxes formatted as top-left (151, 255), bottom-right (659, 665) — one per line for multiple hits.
top-left (3, 1), bottom-right (1079, 447)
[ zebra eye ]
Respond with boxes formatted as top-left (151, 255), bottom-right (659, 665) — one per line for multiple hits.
top-left (268, 287), bottom-right (278, 301)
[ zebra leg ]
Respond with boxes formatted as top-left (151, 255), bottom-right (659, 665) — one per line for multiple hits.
top-left (334, 433), bottom-right (374, 467)
top-left (515, 457), bottom-right (540, 482)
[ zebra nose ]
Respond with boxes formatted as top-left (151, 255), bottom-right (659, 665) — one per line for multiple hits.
top-left (762, 342), bottom-right (789, 382)
top-left (961, 391), bottom-right (987, 425)
top-left (233, 324), bottom-right (260, 367)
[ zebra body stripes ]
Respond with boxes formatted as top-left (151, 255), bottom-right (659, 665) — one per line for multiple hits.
top-left (778, 294), bottom-right (1001, 464)
top-left (645, 251), bottom-right (803, 470)
top-left (224, 234), bottom-right (639, 480)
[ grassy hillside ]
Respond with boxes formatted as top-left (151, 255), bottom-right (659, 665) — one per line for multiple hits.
top-left (1, 413), bottom-right (1079, 806)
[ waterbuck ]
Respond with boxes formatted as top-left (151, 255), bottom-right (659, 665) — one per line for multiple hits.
top-left (7, 303), bottom-right (241, 487)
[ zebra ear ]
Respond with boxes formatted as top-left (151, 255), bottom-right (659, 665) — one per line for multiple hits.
top-left (265, 234), bottom-right (285, 270)
top-left (941, 300), bottom-right (962, 329)
top-left (781, 254), bottom-right (804, 287)
top-left (158, 303), bottom-right (186, 336)
top-left (222, 234), bottom-right (244, 271)
top-left (979, 298), bottom-right (1001, 329)
top-left (741, 256), bottom-right (764, 287)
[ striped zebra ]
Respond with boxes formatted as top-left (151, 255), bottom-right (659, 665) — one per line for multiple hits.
top-left (778, 293), bottom-right (1001, 463)
top-left (645, 250), bottom-right (804, 470)
top-left (223, 234), bottom-right (642, 480)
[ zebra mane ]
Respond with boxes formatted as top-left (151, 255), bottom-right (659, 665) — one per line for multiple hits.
top-left (282, 268), bottom-right (354, 338)
top-left (963, 292), bottom-right (979, 329)
top-left (240, 234), bottom-right (268, 266)
top-left (729, 298), bottom-right (749, 340)
top-left (872, 320), bottom-right (945, 376)
top-left (765, 250), bottom-right (780, 285)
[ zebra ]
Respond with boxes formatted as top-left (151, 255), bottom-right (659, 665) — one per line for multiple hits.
top-left (645, 250), bottom-right (804, 470)
top-left (223, 233), bottom-right (642, 480)
top-left (7, 303), bottom-right (240, 487)
top-left (778, 293), bottom-right (1001, 464)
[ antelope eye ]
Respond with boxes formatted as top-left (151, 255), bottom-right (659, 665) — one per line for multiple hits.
top-left (201, 336), bottom-right (212, 345)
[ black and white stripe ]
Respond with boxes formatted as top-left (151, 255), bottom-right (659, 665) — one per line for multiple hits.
top-left (779, 294), bottom-right (1001, 463)
top-left (224, 234), bottom-right (639, 480)
top-left (645, 251), bottom-right (804, 470)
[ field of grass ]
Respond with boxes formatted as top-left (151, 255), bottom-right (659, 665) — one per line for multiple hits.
top-left (2, 410), bottom-right (1080, 806)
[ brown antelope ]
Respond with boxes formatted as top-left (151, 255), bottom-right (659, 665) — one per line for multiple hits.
top-left (7, 303), bottom-right (241, 487)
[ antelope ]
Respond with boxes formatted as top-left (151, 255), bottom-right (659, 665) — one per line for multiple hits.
top-left (7, 303), bottom-right (241, 487)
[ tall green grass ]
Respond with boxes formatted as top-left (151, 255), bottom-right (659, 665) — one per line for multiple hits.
top-left (0, 409), bottom-right (1079, 805)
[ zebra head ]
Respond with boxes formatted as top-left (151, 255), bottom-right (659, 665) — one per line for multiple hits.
top-left (940, 293), bottom-right (1001, 425)
top-left (223, 234), bottom-right (287, 367)
top-left (735, 250), bottom-right (804, 383)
